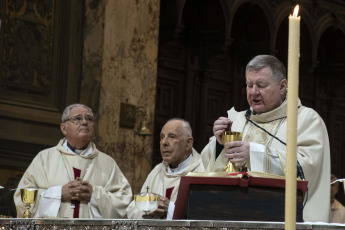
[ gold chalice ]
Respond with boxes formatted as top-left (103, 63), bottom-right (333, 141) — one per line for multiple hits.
top-left (222, 131), bottom-right (243, 173)
top-left (134, 186), bottom-right (160, 215)
top-left (20, 188), bottom-right (38, 218)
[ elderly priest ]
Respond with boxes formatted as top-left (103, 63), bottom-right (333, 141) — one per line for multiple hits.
top-left (127, 118), bottom-right (205, 219)
top-left (201, 55), bottom-right (330, 222)
top-left (14, 103), bottom-right (132, 218)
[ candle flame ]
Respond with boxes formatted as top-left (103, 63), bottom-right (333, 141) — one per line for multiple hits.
top-left (292, 5), bottom-right (299, 17)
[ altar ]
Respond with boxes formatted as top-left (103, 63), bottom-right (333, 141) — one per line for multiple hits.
top-left (0, 218), bottom-right (344, 230)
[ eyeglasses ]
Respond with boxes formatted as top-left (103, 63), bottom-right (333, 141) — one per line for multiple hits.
top-left (64, 114), bottom-right (95, 125)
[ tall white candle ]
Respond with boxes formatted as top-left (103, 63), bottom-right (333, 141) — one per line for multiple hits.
top-left (285, 5), bottom-right (300, 230)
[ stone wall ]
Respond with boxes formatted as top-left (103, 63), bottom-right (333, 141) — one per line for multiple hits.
top-left (81, 0), bottom-right (160, 194)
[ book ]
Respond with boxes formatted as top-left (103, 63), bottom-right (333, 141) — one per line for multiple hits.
top-left (173, 171), bottom-right (308, 221)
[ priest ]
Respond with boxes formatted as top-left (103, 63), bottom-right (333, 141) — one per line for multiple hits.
top-left (201, 55), bottom-right (330, 222)
top-left (14, 103), bottom-right (132, 218)
top-left (126, 118), bottom-right (205, 219)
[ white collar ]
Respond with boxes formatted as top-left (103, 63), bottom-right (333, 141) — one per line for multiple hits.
top-left (167, 153), bottom-right (193, 175)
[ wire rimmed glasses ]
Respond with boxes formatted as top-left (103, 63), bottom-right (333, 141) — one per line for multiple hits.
top-left (63, 114), bottom-right (95, 125)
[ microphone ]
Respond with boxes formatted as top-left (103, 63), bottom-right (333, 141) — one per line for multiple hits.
top-left (245, 109), bottom-right (251, 119)
top-left (245, 109), bottom-right (305, 181)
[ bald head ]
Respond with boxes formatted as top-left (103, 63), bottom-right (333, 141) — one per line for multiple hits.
top-left (160, 119), bottom-right (194, 167)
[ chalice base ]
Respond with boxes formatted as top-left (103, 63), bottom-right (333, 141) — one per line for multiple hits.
top-left (224, 160), bottom-right (239, 173)
top-left (23, 207), bottom-right (32, 218)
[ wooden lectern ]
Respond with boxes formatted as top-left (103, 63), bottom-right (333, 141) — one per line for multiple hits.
top-left (172, 172), bottom-right (308, 222)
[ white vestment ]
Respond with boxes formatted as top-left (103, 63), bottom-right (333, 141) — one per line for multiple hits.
top-left (201, 99), bottom-right (330, 222)
top-left (14, 139), bottom-right (132, 218)
top-left (126, 149), bottom-right (205, 219)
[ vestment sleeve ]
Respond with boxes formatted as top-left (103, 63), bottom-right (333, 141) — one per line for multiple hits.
top-left (14, 152), bottom-right (53, 217)
top-left (33, 186), bottom-right (61, 217)
top-left (200, 136), bottom-right (217, 172)
top-left (92, 160), bottom-right (133, 218)
top-left (126, 170), bottom-right (154, 219)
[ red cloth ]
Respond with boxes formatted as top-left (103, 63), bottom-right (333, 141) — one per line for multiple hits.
top-left (73, 167), bottom-right (81, 218)
top-left (165, 187), bottom-right (174, 200)
top-left (226, 172), bottom-right (248, 177)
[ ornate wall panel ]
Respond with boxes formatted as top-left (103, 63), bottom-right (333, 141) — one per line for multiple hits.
top-left (1, 0), bottom-right (56, 105)
top-left (0, 0), bottom-right (83, 170)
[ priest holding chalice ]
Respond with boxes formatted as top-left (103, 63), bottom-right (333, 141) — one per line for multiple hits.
top-left (200, 55), bottom-right (330, 222)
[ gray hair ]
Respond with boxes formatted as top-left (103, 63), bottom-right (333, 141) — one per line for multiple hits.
top-left (167, 118), bottom-right (192, 137)
top-left (246, 55), bottom-right (286, 83)
top-left (61, 103), bottom-right (93, 122)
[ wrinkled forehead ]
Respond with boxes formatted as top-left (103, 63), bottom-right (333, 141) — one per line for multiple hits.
top-left (161, 120), bottom-right (183, 135)
top-left (70, 106), bottom-right (93, 116)
top-left (246, 67), bottom-right (275, 82)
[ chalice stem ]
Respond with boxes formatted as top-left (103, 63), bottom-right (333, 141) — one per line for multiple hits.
top-left (23, 204), bottom-right (32, 218)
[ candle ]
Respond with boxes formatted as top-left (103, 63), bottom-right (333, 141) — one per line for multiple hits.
top-left (285, 5), bottom-right (300, 230)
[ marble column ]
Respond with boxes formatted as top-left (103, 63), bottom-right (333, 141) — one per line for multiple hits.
top-left (82, 0), bottom-right (160, 194)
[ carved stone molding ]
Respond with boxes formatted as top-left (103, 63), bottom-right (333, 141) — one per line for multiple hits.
top-left (9, 219), bottom-right (35, 230)
top-left (0, 219), bottom-right (343, 230)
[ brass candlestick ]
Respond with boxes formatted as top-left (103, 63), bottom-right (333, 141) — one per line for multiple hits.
top-left (222, 131), bottom-right (243, 173)
top-left (20, 188), bottom-right (38, 218)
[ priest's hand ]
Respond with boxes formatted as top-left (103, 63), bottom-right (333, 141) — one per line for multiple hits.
top-left (224, 141), bottom-right (250, 164)
top-left (74, 178), bottom-right (93, 203)
top-left (61, 178), bottom-right (93, 203)
top-left (213, 117), bottom-right (232, 144)
top-left (143, 196), bottom-right (170, 219)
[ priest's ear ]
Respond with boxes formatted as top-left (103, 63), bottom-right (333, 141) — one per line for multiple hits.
top-left (279, 79), bottom-right (288, 94)
top-left (60, 122), bottom-right (67, 136)
top-left (186, 137), bottom-right (194, 150)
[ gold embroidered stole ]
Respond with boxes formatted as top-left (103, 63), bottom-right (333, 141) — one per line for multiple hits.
top-left (243, 118), bottom-right (285, 173)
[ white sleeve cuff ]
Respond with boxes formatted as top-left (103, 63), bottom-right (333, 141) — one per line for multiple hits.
top-left (34, 186), bottom-right (62, 218)
top-left (166, 201), bottom-right (175, 220)
top-left (249, 142), bottom-right (266, 172)
top-left (249, 142), bottom-right (283, 175)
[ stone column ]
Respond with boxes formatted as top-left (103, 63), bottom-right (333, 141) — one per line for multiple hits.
top-left (82, 0), bottom-right (160, 194)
